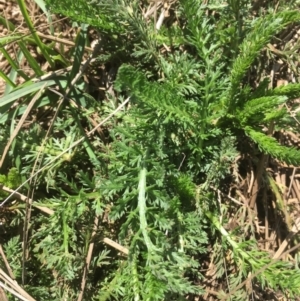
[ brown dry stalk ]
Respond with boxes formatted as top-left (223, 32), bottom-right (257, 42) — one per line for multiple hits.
top-left (0, 283), bottom-right (25, 301)
top-left (0, 184), bottom-right (54, 215)
top-left (249, 154), bottom-right (267, 209)
top-left (287, 168), bottom-right (297, 199)
top-left (0, 268), bottom-right (35, 301)
top-left (103, 238), bottom-right (129, 255)
top-left (0, 287), bottom-right (8, 301)
top-left (0, 245), bottom-right (15, 280)
top-left (292, 181), bottom-right (300, 201)
top-left (273, 217), bottom-right (300, 259)
top-left (35, 31), bottom-right (93, 52)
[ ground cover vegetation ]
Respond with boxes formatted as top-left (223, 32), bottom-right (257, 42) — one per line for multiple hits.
top-left (0, 0), bottom-right (300, 300)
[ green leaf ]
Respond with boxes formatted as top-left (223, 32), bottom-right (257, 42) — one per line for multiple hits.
top-left (245, 126), bottom-right (300, 165)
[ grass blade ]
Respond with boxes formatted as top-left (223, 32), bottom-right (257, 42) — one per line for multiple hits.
top-left (16, 0), bottom-right (55, 69)
top-left (0, 77), bottom-right (68, 110)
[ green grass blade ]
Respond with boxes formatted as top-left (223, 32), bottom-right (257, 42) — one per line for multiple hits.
top-left (0, 47), bottom-right (29, 81)
top-left (18, 40), bottom-right (44, 76)
top-left (0, 18), bottom-right (42, 77)
top-left (0, 16), bottom-right (15, 31)
top-left (0, 77), bottom-right (68, 110)
top-left (68, 23), bottom-right (88, 83)
top-left (4, 50), bottom-right (25, 95)
top-left (34, 0), bottom-right (55, 34)
top-left (0, 71), bottom-right (16, 89)
top-left (0, 96), bottom-right (51, 124)
top-left (69, 104), bottom-right (100, 164)
top-left (16, 0), bottom-right (55, 69)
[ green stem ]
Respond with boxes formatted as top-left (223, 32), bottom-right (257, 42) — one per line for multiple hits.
top-left (138, 167), bottom-right (154, 253)
top-left (206, 211), bottom-right (250, 261)
top-left (131, 253), bottom-right (140, 301)
top-left (62, 210), bottom-right (69, 255)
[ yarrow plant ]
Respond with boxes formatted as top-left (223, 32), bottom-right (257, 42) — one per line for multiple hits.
top-left (0, 0), bottom-right (300, 300)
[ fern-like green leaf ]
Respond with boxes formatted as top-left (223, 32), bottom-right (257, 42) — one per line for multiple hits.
top-left (238, 96), bottom-right (287, 124)
top-left (269, 83), bottom-right (300, 98)
top-left (228, 10), bottom-right (300, 109)
top-left (245, 126), bottom-right (300, 165)
top-left (115, 64), bottom-right (195, 126)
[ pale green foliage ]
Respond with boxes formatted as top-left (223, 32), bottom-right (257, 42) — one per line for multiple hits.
top-left (0, 168), bottom-right (20, 188)
top-left (0, 168), bottom-right (21, 196)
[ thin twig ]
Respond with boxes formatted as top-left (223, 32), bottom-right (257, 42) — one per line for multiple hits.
top-left (0, 281), bottom-right (30, 301)
top-left (35, 31), bottom-right (93, 52)
top-left (0, 245), bottom-right (15, 280)
top-left (0, 287), bottom-right (8, 301)
top-left (0, 268), bottom-right (35, 301)
top-left (287, 167), bottom-right (297, 198)
top-left (103, 238), bottom-right (129, 255)
top-left (210, 186), bottom-right (245, 206)
top-left (0, 185), bottom-right (54, 215)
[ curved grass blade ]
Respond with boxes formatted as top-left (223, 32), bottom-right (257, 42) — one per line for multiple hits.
top-left (17, 0), bottom-right (55, 69)
top-left (0, 72), bottom-right (15, 90)
top-left (33, 0), bottom-right (55, 34)
top-left (0, 17), bottom-right (44, 77)
top-left (68, 23), bottom-right (88, 83)
top-left (0, 77), bottom-right (68, 110)
top-left (4, 50), bottom-right (25, 95)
